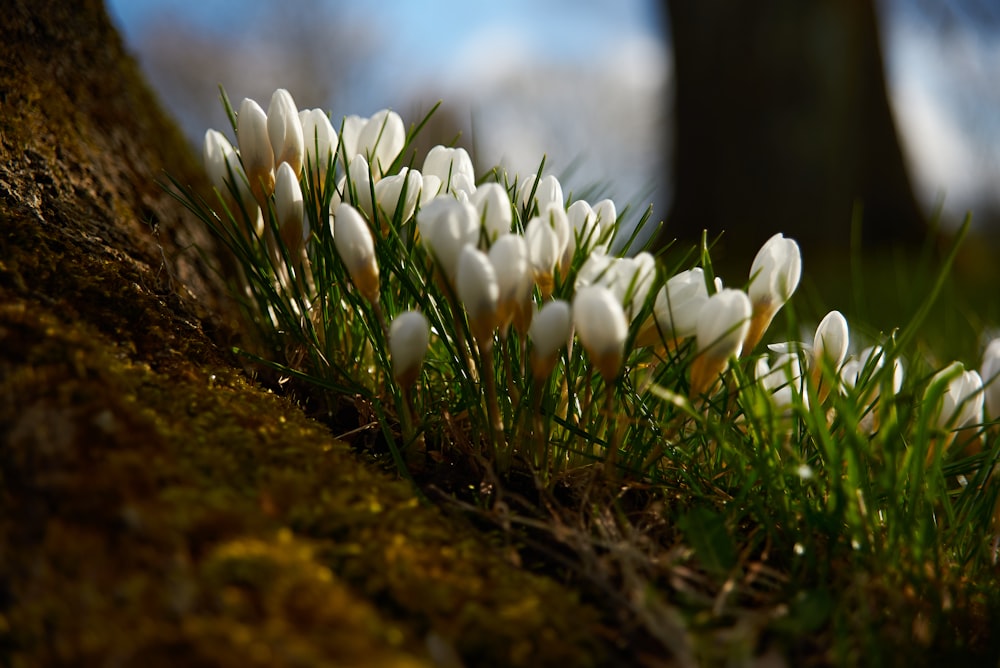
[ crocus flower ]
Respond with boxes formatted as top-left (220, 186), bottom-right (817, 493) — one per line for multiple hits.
top-left (423, 145), bottom-right (476, 196)
top-left (810, 310), bottom-right (849, 402)
top-left (456, 245), bottom-right (500, 343)
top-left (374, 167), bottom-right (422, 226)
top-left (529, 299), bottom-right (572, 379)
top-left (267, 88), bottom-right (304, 177)
top-left (344, 153), bottom-right (374, 219)
top-left (652, 268), bottom-right (712, 342)
top-left (333, 203), bottom-right (380, 304)
top-left (274, 161), bottom-right (305, 260)
top-left (488, 233), bottom-right (532, 337)
top-left (389, 310), bottom-right (430, 389)
top-left (470, 182), bottom-right (513, 245)
top-left (416, 196), bottom-right (480, 284)
top-left (744, 233), bottom-right (801, 354)
top-left (525, 214), bottom-right (563, 298)
top-left (564, 200), bottom-right (601, 264)
top-left (237, 97), bottom-right (275, 207)
top-left (203, 129), bottom-right (262, 238)
top-left (690, 288), bottom-right (752, 396)
top-left (357, 109), bottom-right (405, 178)
top-left (928, 362), bottom-right (984, 432)
top-left (299, 108), bottom-right (337, 190)
top-left (756, 351), bottom-right (807, 415)
top-left (573, 285), bottom-right (629, 381)
top-left (519, 173), bottom-right (563, 215)
top-left (982, 338), bottom-right (1000, 422)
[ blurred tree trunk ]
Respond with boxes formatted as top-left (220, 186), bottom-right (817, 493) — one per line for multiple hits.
top-left (660, 0), bottom-right (927, 260)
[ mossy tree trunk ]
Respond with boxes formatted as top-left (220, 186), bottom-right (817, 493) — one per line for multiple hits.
top-left (0, 3), bottom-right (608, 665)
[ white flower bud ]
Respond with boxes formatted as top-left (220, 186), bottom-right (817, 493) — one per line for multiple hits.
top-left (573, 285), bottom-right (629, 380)
top-left (525, 214), bottom-right (562, 297)
top-left (267, 88), bottom-right (304, 177)
top-left (375, 167), bottom-right (422, 225)
top-left (457, 245), bottom-right (500, 343)
top-left (299, 108), bottom-right (337, 187)
top-left (345, 153), bottom-right (374, 219)
top-left (274, 162), bottom-right (305, 259)
top-left (981, 338), bottom-right (1000, 421)
top-left (203, 129), bottom-right (262, 237)
top-left (488, 233), bottom-right (532, 336)
top-left (744, 233), bottom-right (801, 353)
top-left (470, 182), bottom-right (513, 245)
top-left (519, 173), bottom-right (563, 214)
top-left (690, 288), bottom-right (752, 396)
top-left (423, 145), bottom-right (476, 195)
top-left (389, 311), bottom-right (430, 389)
top-left (529, 299), bottom-right (572, 379)
top-left (417, 196), bottom-right (479, 283)
top-left (357, 109), bottom-right (405, 178)
top-left (333, 203), bottom-right (380, 304)
top-left (653, 268), bottom-right (710, 341)
top-left (237, 97), bottom-right (274, 206)
top-left (928, 362), bottom-right (983, 431)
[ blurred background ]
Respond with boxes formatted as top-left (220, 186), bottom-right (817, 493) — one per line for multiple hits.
top-left (106, 0), bottom-right (1000, 347)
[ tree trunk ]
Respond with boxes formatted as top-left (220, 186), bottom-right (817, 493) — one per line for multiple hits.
top-left (661, 0), bottom-right (926, 261)
top-left (0, 2), bottom-right (604, 665)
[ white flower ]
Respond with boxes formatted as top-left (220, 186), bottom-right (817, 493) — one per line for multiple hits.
top-left (339, 114), bottom-right (366, 162)
top-left (653, 268), bottom-right (711, 341)
top-left (573, 285), bottom-right (629, 380)
top-left (237, 97), bottom-right (274, 206)
top-left (529, 299), bottom-right (572, 379)
top-left (690, 288), bottom-right (752, 395)
top-left (928, 362), bottom-right (984, 431)
top-left (298, 108), bottom-right (337, 187)
top-left (333, 203), bottom-right (380, 304)
top-left (203, 129), bottom-right (261, 237)
top-left (756, 351), bottom-right (807, 414)
top-left (524, 214), bottom-right (563, 298)
top-left (389, 311), bottom-right (430, 388)
top-left (608, 252), bottom-right (656, 321)
top-left (564, 199), bottom-right (603, 262)
top-left (267, 88), bottom-right (304, 177)
top-left (456, 245), bottom-right (500, 343)
top-left (357, 109), bottom-right (405, 178)
top-left (416, 196), bottom-right (479, 283)
top-left (344, 153), bottom-right (374, 219)
top-left (982, 338), bottom-right (1000, 421)
top-left (488, 234), bottom-right (532, 336)
top-left (423, 145), bottom-right (476, 195)
top-left (374, 167), bottom-right (422, 225)
top-left (274, 162), bottom-right (305, 259)
top-left (470, 182), bottom-right (513, 245)
top-left (744, 233), bottom-right (802, 353)
top-left (812, 311), bottom-right (849, 372)
top-left (519, 173), bottom-right (563, 214)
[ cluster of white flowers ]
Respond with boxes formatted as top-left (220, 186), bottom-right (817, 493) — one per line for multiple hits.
top-left (200, 88), bottom-right (1000, 463)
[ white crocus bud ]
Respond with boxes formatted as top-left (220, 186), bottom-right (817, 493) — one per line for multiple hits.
top-left (470, 182), bottom-right (513, 245)
top-left (357, 109), bottom-right (405, 178)
top-left (456, 245), bottom-right (500, 343)
top-left (690, 288), bottom-right (752, 396)
top-left (928, 363), bottom-right (984, 432)
top-left (274, 162), bottom-right (305, 260)
top-left (237, 97), bottom-right (275, 207)
top-left (519, 173), bottom-right (564, 214)
top-left (299, 108), bottom-right (337, 189)
top-left (339, 114), bottom-right (365, 162)
top-left (423, 145), bottom-right (476, 195)
top-left (525, 215), bottom-right (562, 298)
top-left (389, 310), bottom-right (430, 389)
top-left (573, 285), bottom-right (629, 381)
top-left (267, 88), bottom-right (304, 177)
top-left (333, 203), bottom-right (380, 304)
top-left (646, 268), bottom-right (712, 346)
top-left (744, 233), bottom-right (802, 354)
top-left (419, 174), bottom-right (443, 204)
top-left (757, 352), bottom-right (807, 415)
top-left (374, 167), bottom-right (422, 226)
top-left (811, 310), bottom-right (849, 401)
top-left (981, 338), bottom-right (1000, 422)
top-left (565, 200), bottom-right (599, 263)
top-left (203, 129), bottom-right (262, 237)
top-left (345, 153), bottom-right (374, 219)
top-left (488, 233), bottom-right (532, 337)
top-left (417, 196), bottom-right (480, 284)
top-left (529, 299), bottom-right (572, 379)
top-left (610, 252), bottom-right (656, 322)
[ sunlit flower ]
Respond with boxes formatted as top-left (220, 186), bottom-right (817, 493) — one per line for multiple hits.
top-left (332, 203), bottom-right (380, 304)
top-left (529, 299), bottom-right (572, 379)
top-left (744, 233), bottom-right (801, 354)
top-left (470, 182), bottom-right (513, 245)
top-left (651, 268), bottom-right (712, 343)
top-left (416, 195), bottom-right (479, 283)
top-left (389, 310), bottom-right (430, 389)
top-left (573, 285), bottom-right (629, 381)
top-left (928, 362), bottom-right (984, 432)
top-left (267, 88), bottom-right (304, 177)
top-left (456, 244), bottom-right (500, 343)
top-left (524, 213), bottom-right (563, 298)
top-left (488, 233), bottom-right (532, 337)
top-left (756, 351), bottom-right (807, 415)
top-left (357, 109), bottom-right (405, 178)
top-left (809, 310), bottom-right (849, 401)
top-left (274, 162), bottom-right (305, 260)
top-left (237, 97), bottom-right (275, 207)
top-left (203, 129), bottom-right (262, 238)
top-left (690, 288), bottom-right (752, 396)
top-left (519, 173), bottom-right (563, 215)
top-left (423, 145), bottom-right (476, 196)
top-left (299, 108), bottom-right (337, 189)
top-left (344, 153), bottom-right (374, 218)
top-left (374, 167), bottom-right (422, 226)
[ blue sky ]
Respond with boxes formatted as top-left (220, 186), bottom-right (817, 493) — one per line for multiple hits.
top-left (107, 0), bottom-right (1000, 224)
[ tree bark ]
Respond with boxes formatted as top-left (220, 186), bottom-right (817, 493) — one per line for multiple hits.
top-left (661, 0), bottom-right (926, 260)
top-left (0, 2), bottom-right (605, 665)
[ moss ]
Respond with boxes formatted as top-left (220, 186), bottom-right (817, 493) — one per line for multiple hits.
top-left (0, 2), bottom-right (611, 666)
